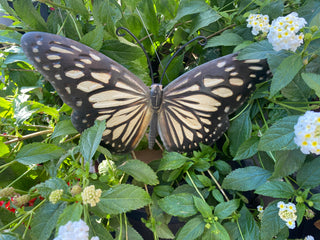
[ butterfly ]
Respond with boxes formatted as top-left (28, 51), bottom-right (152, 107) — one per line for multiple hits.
top-left (21, 31), bottom-right (271, 154)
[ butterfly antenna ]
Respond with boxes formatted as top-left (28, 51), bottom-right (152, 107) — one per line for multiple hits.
top-left (160, 36), bottom-right (207, 84)
top-left (116, 26), bottom-right (154, 83)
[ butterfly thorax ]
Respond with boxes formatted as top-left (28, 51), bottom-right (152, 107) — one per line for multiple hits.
top-left (150, 84), bottom-right (163, 110)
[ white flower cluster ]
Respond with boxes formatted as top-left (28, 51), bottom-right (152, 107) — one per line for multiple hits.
top-left (53, 220), bottom-right (99, 240)
top-left (305, 235), bottom-right (315, 240)
top-left (294, 111), bottom-right (320, 155)
top-left (49, 189), bottom-right (63, 204)
top-left (81, 185), bottom-right (102, 207)
top-left (257, 205), bottom-right (264, 220)
top-left (246, 14), bottom-right (270, 35)
top-left (277, 201), bottom-right (297, 229)
top-left (247, 12), bottom-right (307, 52)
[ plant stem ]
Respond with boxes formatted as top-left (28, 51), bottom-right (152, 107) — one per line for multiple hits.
top-left (186, 171), bottom-right (205, 202)
top-left (207, 170), bottom-right (230, 201)
top-left (4, 129), bottom-right (53, 145)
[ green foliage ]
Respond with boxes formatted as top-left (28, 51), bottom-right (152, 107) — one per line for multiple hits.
top-left (1, 0), bottom-right (320, 239)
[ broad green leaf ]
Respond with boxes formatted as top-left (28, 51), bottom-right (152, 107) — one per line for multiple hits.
top-left (190, 9), bottom-right (221, 35)
top-left (196, 175), bottom-right (212, 187)
top-left (174, 0), bottom-right (211, 22)
top-left (233, 136), bottom-right (259, 160)
top-left (51, 120), bottom-right (78, 139)
top-left (153, 185), bottom-right (174, 197)
top-left (202, 221), bottom-right (230, 240)
top-left (310, 193), bottom-right (320, 211)
top-left (301, 72), bottom-right (320, 97)
top-left (212, 160), bottom-right (232, 175)
top-left (158, 193), bottom-right (197, 217)
top-left (282, 74), bottom-right (312, 101)
top-left (272, 150), bottom-right (306, 178)
top-left (0, 142), bottom-right (9, 157)
top-left (33, 177), bottom-right (69, 198)
top-left (258, 115), bottom-right (300, 151)
top-left (260, 201), bottom-right (286, 240)
top-left (0, 0), bottom-right (17, 17)
top-left (16, 143), bottom-right (65, 165)
top-left (296, 202), bottom-right (306, 226)
top-left (81, 25), bottom-right (104, 51)
top-left (296, 156), bottom-right (320, 189)
top-left (260, 0), bottom-right (284, 19)
top-left (222, 166), bottom-right (272, 191)
top-left (158, 152), bottom-right (189, 171)
top-left (214, 199), bottom-right (240, 220)
top-left (238, 206), bottom-right (259, 240)
top-left (193, 196), bottom-right (212, 218)
top-left (238, 40), bottom-right (274, 60)
top-left (79, 120), bottom-right (105, 162)
top-left (211, 189), bottom-right (224, 203)
top-left (13, 0), bottom-right (47, 31)
top-left (270, 54), bottom-right (304, 97)
top-left (116, 224), bottom-right (143, 240)
top-left (30, 202), bottom-right (66, 240)
top-left (0, 232), bottom-right (20, 240)
top-left (255, 180), bottom-right (294, 198)
top-left (118, 159), bottom-right (159, 185)
top-left (138, 0), bottom-right (159, 34)
top-left (205, 33), bottom-right (243, 48)
top-left (96, 184), bottom-right (151, 215)
top-left (176, 216), bottom-right (205, 240)
top-left (66, 0), bottom-right (89, 19)
top-left (56, 203), bottom-right (83, 232)
top-left (89, 216), bottom-right (114, 240)
top-left (228, 108), bottom-right (252, 157)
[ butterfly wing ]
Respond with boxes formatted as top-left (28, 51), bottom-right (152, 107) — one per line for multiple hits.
top-left (159, 53), bottom-right (270, 152)
top-left (21, 32), bottom-right (152, 153)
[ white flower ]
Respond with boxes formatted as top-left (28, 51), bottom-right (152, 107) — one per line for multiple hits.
top-left (247, 13), bottom-right (270, 35)
top-left (285, 219), bottom-right (296, 229)
top-left (257, 205), bottom-right (264, 213)
top-left (305, 235), bottom-right (315, 240)
top-left (294, 111), bottom-right (320, 155)
top-left (267, 12), bottom-right (307, 51)
top-left (53, 220), bottom-right (100, 240)
top-left (277, 201), bottom-right (297, 229)
top-left (277, 201), bottom-right (286, 210)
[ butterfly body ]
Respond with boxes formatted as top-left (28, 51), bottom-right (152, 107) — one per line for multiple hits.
top-left (21, 32), bottom-right (271, 154)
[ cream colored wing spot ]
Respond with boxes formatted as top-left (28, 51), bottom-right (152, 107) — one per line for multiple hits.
top-left (236, 95), bottom-right (242, 101)
top-left (244, 59), bottom-right (262, 64)
top-left (224, 106), bottom-right (230, 113)
top-left (75, 63), bottom-right (85, 68)
top-left (212, 88), bottom-right (233, 98)
top-left (249, 74), bottom-right (257, 78)
top-left (111, 64), bottom-right (121, 73)
top-left (90, 72), bottom-right (111, 84)
top-left (76, 100), bottom-right (82, 107)
top-left (217, 61), bottom-right (226, 68)
top-left (196, 132), bottom-right (203, 138)
top-left (200, 117), bottom-right (211, 125)
top-left (204, 127), bottom-right (209, 133)
top-left (50, 46), bottom-right (74, 54)
top-left (247, 83), bottom-right (253, 89)
top-left (166, 84), bottom-right (200, 96)
top-left (65, 70), bottom-right (85, 79)
top-left (32, 47), bottom-right (39, 53)
top-left (55, 74), bottom-right (62, 80)
top-left (70, 45), bottom-right (82, 52)
top-left (77, 81), bottom-right (104, 92)
top-left (106, 105), bottom-right (142, 128)
top-left (112, 124), bottom-right (126, 140)
top-left (47, 54), bottom-right (61, 60)
top-left (43, 65), bottom-right (50, 71)
top-left (229, 77), bottom-right (244, 86)
top-left (102, 129), bottom-right (112, 136)
top-left (217, 123), bottom-right (222, 128)
top-left (53, 63), bottom-right (61, 68)
top-left (203, 77), bottom-right (224, 88)
top-left (225, 66), bottom-right (235, 72)
top-left (249, 66), bottom-right (263, 71)
top-left (89, 52), bottom-right (101, 61)
top-left (176, 94), bottom-right (221, 111)
top-left (96, 114), bottom-right (111, 121)
top-left (82, 119), bottom-right (87, 123)
top-left (34, 57), bottom-right (41, 63)
top-left (65, 87), bottom-right (71, 94)
top-left (183, 125), bottom-right (193, 142)
top-left (194, 71), bottom-right (202, 78)
top-left (170, 117), bottom-right (183, 145)
top-left (230, 72), bottom-right (238, 76)
top-left (36, 40), bottom-right (42, 45)
top-left (80, 58), bottom-right (92, 64)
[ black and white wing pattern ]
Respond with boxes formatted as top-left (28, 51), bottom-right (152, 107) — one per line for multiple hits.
top-left (21, 32), bottom-right (152, 153)
top-left (158, 53), bottom-right (270, 152)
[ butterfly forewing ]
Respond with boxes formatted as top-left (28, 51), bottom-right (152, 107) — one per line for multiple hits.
top-left (159, 53), bottom-right (270, 152)
top-left (21, 32), bottom-right (152, 153)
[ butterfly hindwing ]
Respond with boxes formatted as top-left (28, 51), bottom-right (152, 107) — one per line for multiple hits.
top-left (158, 53), bottom-right (270, 152)
top-left (21, 32), bottom-right (152, 153)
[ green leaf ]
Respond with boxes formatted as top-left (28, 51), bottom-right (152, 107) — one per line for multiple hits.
top-left (190, 9), bottom-right (221, 35)
top-left (301, 72), bottom-right (320, 97)
top-left (118, 159), bottom-right (159, 185)
top-left (158, 193), bottom-right (197, 217)
top-left (56, 203), bottom-right (83, 232)
top-left (138, 0), bottom-right (159, 34)
top-left (238, 206), bottom-right (259, 240)
top-left (282, 74), bottom-right (312, 101)
top-left (310, 193), bottom-right (320, 211)
top-left (51, 120), bottom-right (78, 139)
top-left (158, 152), bottom-right (189, 171)
top-left (193, 196), bottom-right (212, 218)
top-left (96, 184), bottom-right (151, 215)
top-left (0, 142), bottom-right (10, 157)
top-left (272, 150), bottom-right (306, 178)
top-left (255, 180), bottom-right (294, 198)
top-left (89, 216), bottom-right (114, 240)
top-left (66, 0), bottom-right (89, 19)
top-left (260, 0), bottom-right (284, 19)
top-left (214, 199), bottom-right (240, 220)
top-left (205, 33), bottom-right (243, 48)
top-left (174, 0), bottom-right (211, 22)
top-left (79, 120), bottom-right (105, 162)
top-left (153, 185), bottom-right (174, 197)
top-left (238, 40), bottom-right (274, 60)
top-left (176, 216), bottom-right (205, 240)
top-left (0, 232), bottom-right (20, 240)
top-left (222, 166), bottom-right (272, 191)
top-left (270, 54), bottom-right (304, 97)
top-left (296, 156), bottom-right (320, 189)
top-left (228, 108), bottom-right (252, 157)
top-left (15, 143), bottom-right (65, 165)
top-left (258, 115), bottom-right (300, 151)
top-left (296, 202), bottom-right (306, 226)
top-left (233, 136), bottom-right (259, 160)
top-left (81, 25), bottom-right (104, 51)
top-left (30, 202), bottom-right (66, 240)
top-left (211, 189), bottom-right (224, 203)
top-left (13, 0), bottom-right (47, 31)
top-left (202, 222), bottom-right (230, 240)
top-left (33, 177), bottom-right (69, 198)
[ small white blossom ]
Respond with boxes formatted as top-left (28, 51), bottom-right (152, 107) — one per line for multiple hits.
top-left (247, 14), bottom-right (270, 35)
top-left (53, 220), bottom-right (99, 240)
top-left (294, 111), bottom-right (320, 155)
top-left (267, 12), bottom-right (307, 51)
top-left (277, 201), bottom-right (297, 229)
top-left (257, 205), bottom-right (264, 213)
top-left (277, 201), bottom-right (286, 210)
top-left (285, 219), bottom-right (296, 229)
top-left (305, 235), bottom-right (315, 240)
